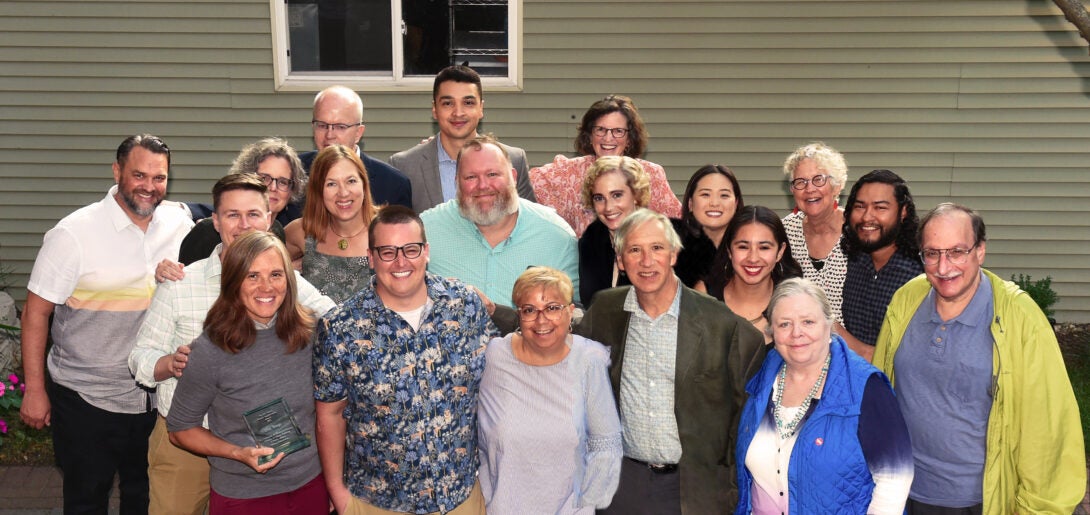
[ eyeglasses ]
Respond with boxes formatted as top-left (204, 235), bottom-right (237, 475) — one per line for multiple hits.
top-left (257, 173), bottom-right (296, 191)
top-left (790, 174), bottom-right (831, 191)
top-left (371, 242), bottom-right (426, 262)
top-left (517, 303), bottom-right (568, 321)
top-left (312, 120), bottom-right (363, 133)
top-left (591, 126), bottom-right (629, 139)
top-left (919, 246), bottom-right (976, 266)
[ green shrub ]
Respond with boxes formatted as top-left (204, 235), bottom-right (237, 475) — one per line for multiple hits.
top-left (1011, 274), bottom-right (1059, 320)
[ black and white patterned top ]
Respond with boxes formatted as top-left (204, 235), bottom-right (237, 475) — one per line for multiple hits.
top-left (301, 236), bottom-right (371, 304)
top-left (782, 211), bottom-right (848, 322)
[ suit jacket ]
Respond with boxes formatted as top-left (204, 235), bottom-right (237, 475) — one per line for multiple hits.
top-left (575, 285), bottom-right (767, 514)
top-left (390, 136), bottom-right (536, 214)
top-left (298, 148), bottom-right (413, 211)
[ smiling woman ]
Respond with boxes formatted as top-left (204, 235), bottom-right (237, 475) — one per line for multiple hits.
top-left (166, 231), bottom-right (326, 514)
top-left (780, 142), bottom-right (849, 321)
top-left (478, 267), bottom-right (622, 513)
top-left (284, 145), bottom-right (378, 303)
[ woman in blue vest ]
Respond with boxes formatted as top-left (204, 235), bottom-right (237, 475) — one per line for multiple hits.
top-left (735, 278), bottom-right (913, 514)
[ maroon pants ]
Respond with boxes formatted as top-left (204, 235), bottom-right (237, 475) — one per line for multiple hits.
top-left (210, 473), bottom-right (328, 515)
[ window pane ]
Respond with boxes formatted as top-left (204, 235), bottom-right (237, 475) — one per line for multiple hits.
top-left (450, 0), bottom-right (508, 77)
top-left (288, 0), bottom-right (393, 73)
top-left (403, 0), bottom-right (451, 76)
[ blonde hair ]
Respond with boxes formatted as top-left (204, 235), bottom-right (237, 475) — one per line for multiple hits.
top-left (511, 267), bottom-right (574, 306)
top-left (581, 156), bottom-right (651, 209)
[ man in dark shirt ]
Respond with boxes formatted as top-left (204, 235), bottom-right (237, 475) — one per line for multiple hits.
top-left (838, 169), bottom-right (922, 360)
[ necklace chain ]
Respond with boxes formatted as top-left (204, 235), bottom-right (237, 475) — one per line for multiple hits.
top-left (773, 351), bottom-right (831, 439)
top-left (330, 223), bottom-right (366, 251)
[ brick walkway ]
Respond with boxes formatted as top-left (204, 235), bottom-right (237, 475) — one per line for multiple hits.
top-left (0, 464), bottom-right (1086, 513)
top-left (0, 465), bottom-right (117, 515)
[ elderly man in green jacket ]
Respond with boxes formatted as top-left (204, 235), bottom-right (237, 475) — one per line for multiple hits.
top-left (576, 208), bottom-right (766, 514)
top-left (873, 203), bottom-right (1084, 514)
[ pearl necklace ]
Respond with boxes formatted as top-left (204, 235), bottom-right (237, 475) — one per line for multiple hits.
top-left (773, 352), bottom-right (831, 439)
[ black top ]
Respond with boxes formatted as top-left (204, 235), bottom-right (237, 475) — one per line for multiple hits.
top-left (673, 219), bottom-right (718, 289)
top-left (177, 218), bottom-right (287, 265)
top-left (578, 219), bottom-right (632, 307)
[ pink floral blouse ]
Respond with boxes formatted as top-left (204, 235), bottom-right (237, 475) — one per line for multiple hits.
top-left (529, 154), bottom-right (682, 237)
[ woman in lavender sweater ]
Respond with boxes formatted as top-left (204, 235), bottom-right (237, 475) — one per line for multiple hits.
top-left (478, 267), bottom-right (622, 514)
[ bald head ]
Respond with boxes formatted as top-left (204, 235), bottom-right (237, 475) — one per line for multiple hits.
top-left (312, 86), bottom-right (366, 150)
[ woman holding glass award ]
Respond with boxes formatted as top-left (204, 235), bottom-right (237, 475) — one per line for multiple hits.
top-left (167, 231), bottom-right (327, 514)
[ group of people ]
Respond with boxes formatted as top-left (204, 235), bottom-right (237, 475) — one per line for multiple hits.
top-left (17, 62), bottom-right (1085, 515)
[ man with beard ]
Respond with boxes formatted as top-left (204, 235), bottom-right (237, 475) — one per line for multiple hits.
top-left (838, 169), bottom-right (922, 360)
top-left (420, 134), bottom-right (578, 307)
top-left (20, 134), bottom-right (193, 514)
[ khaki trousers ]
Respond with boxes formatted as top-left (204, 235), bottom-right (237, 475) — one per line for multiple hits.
top-left (148, 415), bottom-right (210, 515)
top-left (343, 481), bottom-right (484, 515)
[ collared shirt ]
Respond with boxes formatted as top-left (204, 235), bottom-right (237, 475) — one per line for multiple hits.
top-left (420, 197), bottom-right (580, 306)
top-left (895, 271), bottom-right (994, 506)
top-left (129, 243), bottom-right (335, 417)
top-left (313, 273), bottom-right (498, 514)
top-left (27, 185), bottom-right (193, 414)
top-left (617, 280), bottom-right (683, 464)
top-left (841, 250), bottom-right (923, 346)
top-left (437, 136), bottom-right (457, 202)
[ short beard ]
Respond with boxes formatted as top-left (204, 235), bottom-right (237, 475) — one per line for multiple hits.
top-left (459, 184), bottom-right (518, 226)
top-left (854, 221), bottom-right (901, 254)
top-left (120, 189), bottom-right (162, 217)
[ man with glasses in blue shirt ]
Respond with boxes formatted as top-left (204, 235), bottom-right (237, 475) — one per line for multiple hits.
top-left (296, 85), bottom-right (412, 218)
top-left (315, 205), bottom-right (497, 515)
top-left (873, 203), bottom-right (1084, 514)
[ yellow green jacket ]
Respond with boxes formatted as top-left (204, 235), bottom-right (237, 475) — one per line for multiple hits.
top-left (873, 269), bottom-right (1085, 514)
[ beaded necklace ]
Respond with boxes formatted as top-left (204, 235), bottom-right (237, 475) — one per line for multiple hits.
top-left (773, 352), bottom-right (831, 439)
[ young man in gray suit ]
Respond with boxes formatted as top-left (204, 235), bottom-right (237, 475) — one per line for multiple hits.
top-left (390, 65), bottom-right (535, 213)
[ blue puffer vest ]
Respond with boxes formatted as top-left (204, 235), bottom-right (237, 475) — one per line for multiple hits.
top-left (735, 336), bottom-right (884, 514)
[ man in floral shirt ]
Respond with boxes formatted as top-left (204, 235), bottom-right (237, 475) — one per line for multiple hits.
top-left (314, 205), bottom-right (498, 515)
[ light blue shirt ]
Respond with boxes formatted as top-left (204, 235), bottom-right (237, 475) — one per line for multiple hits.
top-left (437, 136), bottom-right (458, 202)
top-left (895, 271), bottom-right (993, 507)
top-left (420, 198), bottom-right (580, 307)
top-left (618, 280), bottom-right (683, 464)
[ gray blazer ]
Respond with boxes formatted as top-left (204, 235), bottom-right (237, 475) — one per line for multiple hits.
top-left (390, 136), bottom-right (536, 214)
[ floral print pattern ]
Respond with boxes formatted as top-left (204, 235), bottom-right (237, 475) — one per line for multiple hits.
top-left (313, 273), bottom-right (497, 514)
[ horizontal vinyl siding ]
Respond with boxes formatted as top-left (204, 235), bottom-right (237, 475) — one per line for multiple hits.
top-left (2, 0), bottom-right (1089, 321)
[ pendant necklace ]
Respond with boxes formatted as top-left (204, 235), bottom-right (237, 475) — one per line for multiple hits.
top-left (330, 223), bottom-right (366, 251)
top-left (773, 352), bottom-right (831, 439)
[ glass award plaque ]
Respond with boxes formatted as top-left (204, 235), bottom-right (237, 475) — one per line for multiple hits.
top-left (243, 397), bottom-right (310, 465)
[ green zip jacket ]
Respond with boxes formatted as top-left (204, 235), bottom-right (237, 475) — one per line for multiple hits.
top-left (873, 269), bottom-right (1085, 514)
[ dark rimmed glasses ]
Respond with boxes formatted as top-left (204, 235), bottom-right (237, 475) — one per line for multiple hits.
top-left (790, 174), bottom-right (830, 191)
top-left (591, 126), bottom-right (629, 138)
top-left (257, 173), bottom-right (296, 191)
top-left (371, 242), bottom-right (426, 262)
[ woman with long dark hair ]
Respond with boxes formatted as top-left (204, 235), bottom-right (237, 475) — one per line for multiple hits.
top-left (698, 206), bottom-right (801, 340)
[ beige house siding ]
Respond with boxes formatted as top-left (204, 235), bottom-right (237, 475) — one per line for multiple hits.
top-left (2, 0), bottom-right (1088, 321)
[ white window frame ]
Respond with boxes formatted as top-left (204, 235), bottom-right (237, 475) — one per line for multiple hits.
top-left (269, 0), bottom-right (522, 92)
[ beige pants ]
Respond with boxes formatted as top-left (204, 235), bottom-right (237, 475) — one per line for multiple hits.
top-left (343, 481), bottom-right (484, 515)
top-left (148, 415), bottom-right (210, 515)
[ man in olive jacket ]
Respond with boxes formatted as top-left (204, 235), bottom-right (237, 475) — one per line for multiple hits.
top-left (575, 209), bottom-right (766, 514)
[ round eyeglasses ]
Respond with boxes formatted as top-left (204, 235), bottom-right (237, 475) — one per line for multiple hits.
top-left (790, 174), bottom-right (830, 190)
top-left (591, 126), bottom-right (629, 138)
top-left (517, 303), bottom-right (567, 321)
top-left (371, 242), bottom-right (426, 262)
top-left (919, 246), bottom-right (976, 266)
